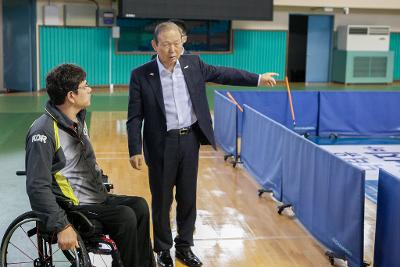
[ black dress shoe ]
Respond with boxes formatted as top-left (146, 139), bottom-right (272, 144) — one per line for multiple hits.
top-left (175, 248), bottom-right (203, 267)
top-left (157, 250), bottom-right (174, 267)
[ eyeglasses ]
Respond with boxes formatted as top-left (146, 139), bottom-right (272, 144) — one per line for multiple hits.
top-left (159, 42), bottom-right (183, 50)
top-left (78, 82), bottom-right (90, 90)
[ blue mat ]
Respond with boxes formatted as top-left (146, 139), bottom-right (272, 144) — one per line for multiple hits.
top-left (309, 136), bottom-right (400, 145)
top-left (310, 136), bottom-right (400, 204)
top-left (365, 180), bottom-right (378, 204)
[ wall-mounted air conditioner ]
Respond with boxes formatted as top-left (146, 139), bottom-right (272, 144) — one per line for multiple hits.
top-left (337, 25), bottom-right (390, 51)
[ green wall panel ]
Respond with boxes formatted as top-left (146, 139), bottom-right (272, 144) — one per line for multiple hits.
top-left (201, 30), bottom-right (286, 77)
top-left (40, 26), bottom-right (110, 88)
top-left (390, 32), bottom-right (400, 81)
top-left (39, 27), bottom-right (287, 87)
top-left (111, 48), bottom-right (149, 85)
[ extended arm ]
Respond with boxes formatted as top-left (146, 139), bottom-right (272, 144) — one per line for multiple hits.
top-left (198, 57), bottom-right (278, 87)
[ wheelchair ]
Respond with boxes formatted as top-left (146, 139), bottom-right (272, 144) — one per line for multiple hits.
top-left (0, 171), bottom-right (123, 267)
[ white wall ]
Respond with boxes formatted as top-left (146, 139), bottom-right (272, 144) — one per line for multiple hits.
top-left (275, 0), bottom-right (400, 10)
top-left (0, 0), bottom-right (4, 92)
top-left (333, 10), bottom-right (400, 31)
top-left (36, 0), bottom-right (115, 25)
top-left (37, 1), bottom-right (400, 31)
top-left (233, 7), bottom-right (400, 32)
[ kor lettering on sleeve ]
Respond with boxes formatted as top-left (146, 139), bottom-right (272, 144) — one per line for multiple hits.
top-left (32, 134), bottom-right (47, 143)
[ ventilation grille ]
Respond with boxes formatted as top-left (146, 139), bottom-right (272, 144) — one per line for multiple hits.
top-left (349, 27), bottom-right (368, 35)
top-left (353, 57), bottom-right (369, 77)
top-left (369, 27), bottom-right (390, 35)
top-left (353, 57), bottom-right (387, 78)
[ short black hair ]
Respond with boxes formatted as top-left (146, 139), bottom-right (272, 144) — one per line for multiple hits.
top-left (168, 19), bottom-right (187, 35)
top-left (46, 64), bottom-right (86, 105)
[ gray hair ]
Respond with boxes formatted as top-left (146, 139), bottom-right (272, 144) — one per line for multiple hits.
top-left (153, 22), bottom-right (181, 44)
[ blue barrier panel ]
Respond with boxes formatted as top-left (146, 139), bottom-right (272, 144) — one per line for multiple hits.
top-left (241, 105), bottom-right (285, 200)
top-left (374, 170), bottom-right (400, 267)
top-left (319, 91), bottom-right (400, 137)
top-left (226, 91), bottom-right (318, 136)
top-left (282, 130), bottom-right (365, 267)
top-left (214, 91), bottom-right (237, 157)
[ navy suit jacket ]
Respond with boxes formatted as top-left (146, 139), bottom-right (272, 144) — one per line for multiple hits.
top-left (127, 54), bottom-right (259, 166)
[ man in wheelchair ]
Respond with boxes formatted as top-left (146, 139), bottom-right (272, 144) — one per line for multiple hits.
top-left (25, 64), bottom-right (155, 267)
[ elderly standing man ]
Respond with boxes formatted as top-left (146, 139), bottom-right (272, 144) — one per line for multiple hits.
top-left (127, 22), bottom-right (278, 267)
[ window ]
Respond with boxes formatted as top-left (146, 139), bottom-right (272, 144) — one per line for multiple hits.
top-left (116, 18), bottom-right (232, 53)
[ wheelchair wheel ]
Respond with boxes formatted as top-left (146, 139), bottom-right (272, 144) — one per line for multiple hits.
top-left (1, 211), bottom-right (91, 267)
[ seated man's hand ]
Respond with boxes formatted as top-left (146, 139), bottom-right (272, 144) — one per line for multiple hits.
top-left (57, 224), bottom-right (79, 251)
top-left (259, 72), bottom-right (279, 87)
top-left (130, 154), bottom-right (144, 170)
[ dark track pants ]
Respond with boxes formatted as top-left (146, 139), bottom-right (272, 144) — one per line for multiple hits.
top-left (76, 195), bottom-right (155, 267)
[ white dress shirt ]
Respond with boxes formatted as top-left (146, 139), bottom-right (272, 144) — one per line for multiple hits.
top-left (156, 57), bottom-right (197, 131)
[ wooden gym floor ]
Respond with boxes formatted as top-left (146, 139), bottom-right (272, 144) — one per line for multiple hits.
top-left (91, 111), bottom-right (376, 267)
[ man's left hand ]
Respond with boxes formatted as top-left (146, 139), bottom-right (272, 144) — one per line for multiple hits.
top-left (259, 72), bottom-right (279, 87)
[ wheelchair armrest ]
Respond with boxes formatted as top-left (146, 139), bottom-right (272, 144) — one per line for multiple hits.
top-left (56, 198), bottom-right (75, 210)
top-left (101, 170), bottom-right (109, 183)
top-left (57, 199), bottom-right (104, 238)
top-left (103, 183), bottom-right (114, 192)
top-left (67, 211), bottom-right (96, 237)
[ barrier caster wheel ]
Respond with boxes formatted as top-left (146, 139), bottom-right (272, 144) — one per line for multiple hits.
top-left (325, 251), bottom-right (335, 265)
top-left (329, 133), bottom-right (338, 140)
top-left (278, 207), bottom-right (284, 215)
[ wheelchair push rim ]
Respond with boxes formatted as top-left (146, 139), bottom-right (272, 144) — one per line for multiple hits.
top-left (0, 211), bottom-right (90, 267)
